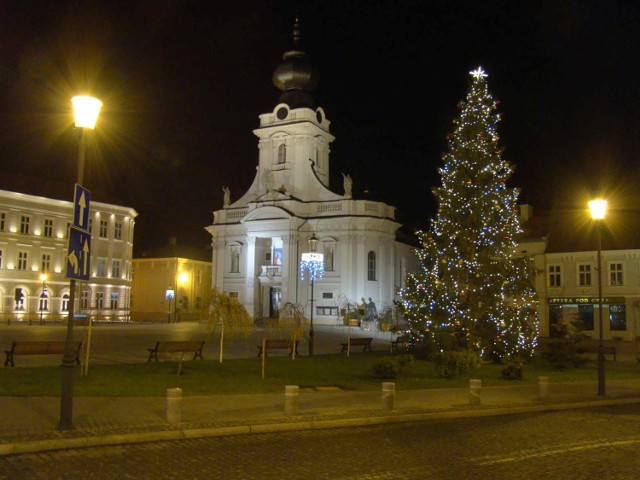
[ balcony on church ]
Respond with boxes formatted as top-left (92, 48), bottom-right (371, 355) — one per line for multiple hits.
top-left (259, 265), bottom-right (282, 278)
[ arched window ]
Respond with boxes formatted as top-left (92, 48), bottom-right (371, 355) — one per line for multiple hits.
top-left (61, 294), bottom-right (69, 312)
top-left (367, 251), bottom-right (377, 281)
top-left (278, 144), bottom-right (286, 164)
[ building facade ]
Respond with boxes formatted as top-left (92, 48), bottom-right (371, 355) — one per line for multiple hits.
top-left (206, 21), bottom-right (416, 324)
top-left (131, 256), bottom-right (212, 323)
top-left (0, 189), bottom-right (137, 324)
top-left (521, 206), bottom-right (640, 341)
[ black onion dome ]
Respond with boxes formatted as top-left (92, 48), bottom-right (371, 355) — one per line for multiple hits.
top-left (272, 18), bottom-right (319, 108)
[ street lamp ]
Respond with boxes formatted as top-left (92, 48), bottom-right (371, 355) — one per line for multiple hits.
top-left (589, 198), bottom-right (607, 396)
top-left (39, 273), bottom-right (47, 325)
top-left (166, 286), bottom-right (175, 324)
top-left (300, 233), bottom-right (324, 355)
top-left (59, 95), bottom-right (102, 430)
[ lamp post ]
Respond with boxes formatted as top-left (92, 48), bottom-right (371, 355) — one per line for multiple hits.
top-left (589, 198), bottom-right (607, 397)
top-left (39, 273), bottom-right (47, 325)
top-left (300, 233), bottom-right (324, 356)
top-left (59, 95), bottom-right (102, 430)
top-left (166, 286), bottom-right (174, 324)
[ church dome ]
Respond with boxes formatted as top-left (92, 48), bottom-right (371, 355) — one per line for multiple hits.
top-left (272, 18), bottom-right (319, 109)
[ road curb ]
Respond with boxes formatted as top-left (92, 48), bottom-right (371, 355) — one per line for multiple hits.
top-left (1, 396), bottom-right (638, 457)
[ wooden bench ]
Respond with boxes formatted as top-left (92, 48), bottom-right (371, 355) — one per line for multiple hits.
top-left (257, 339), bottom-right (300, 357)
top-left (4, 341), bottom-right (82, 367)
top-left (147, 340), bottom-right (205, 362)
top-left (390, 335), bottom-right (412, 353)
top-left (576, 342), bottom-right (617, 361)
top-left (340, 337), bottom-right (373, 352)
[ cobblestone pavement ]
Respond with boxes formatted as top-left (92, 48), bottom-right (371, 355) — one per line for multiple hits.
top-left (1, 404), bottom-right (639, 479)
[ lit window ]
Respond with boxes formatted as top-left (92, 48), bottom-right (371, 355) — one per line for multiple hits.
top-left (96, 292), bottom-right (104, 309)
top-left (110, 293), bottom-right (119, 309)
top-left (111, 259), bottom-right (121, 278)
top-left (97, 258), bottom-right (106, 277)
top-left (61, 294), bottom-right (69, 312)
top-left (41, 253), bottom-right (51, 273)
top-left (17, 251), bottom-right (28, 271)
top-left (0, 212), bottom-right (5, 231)
top-left (99, 220), bottom-right (108, 238)
top-left (609, 304), bottom-right (626, 330)
top-left (81, 290), bottom-right (90, 309)
top-left (114, 222), bottom-right (122, 240)
top-left (44, 218), bottom-right (54, 237)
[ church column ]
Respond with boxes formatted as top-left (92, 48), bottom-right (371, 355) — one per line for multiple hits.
top-left (282, 233), bottom-right (299, 304)
top-left (212, 239), bottom-right (225, 289)
top-left (245, 236), bottom-right (257, 317)
top-left (356, 234), bottom-right (367, 300)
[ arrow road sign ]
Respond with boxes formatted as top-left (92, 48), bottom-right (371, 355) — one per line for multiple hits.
top-left (73, 184), bottom-right (91, 231)
top-left (66, 226), bottom-right (91, 280)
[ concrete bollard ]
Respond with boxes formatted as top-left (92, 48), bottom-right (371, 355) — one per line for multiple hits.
top-left (166, 387), bottom-right (182, 424)
top-left (284, 385), bottom-right (299, 416)
top-left (538, 376), bottom-right (549, 401)
top-left (382, 382), bottom-right (395, 411)
top-left (469, 379), bottom-right (482, 405)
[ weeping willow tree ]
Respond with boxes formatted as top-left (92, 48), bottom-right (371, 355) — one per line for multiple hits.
top-left (206, 288), bottom-right (253, 363)
top-left (266, 302), bottom-right (309, 360)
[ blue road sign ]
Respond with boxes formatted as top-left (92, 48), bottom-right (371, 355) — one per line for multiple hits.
top-left (66, 226), bottom-right (91, 280)
top-left (73, 184), bottom-right (91, 231)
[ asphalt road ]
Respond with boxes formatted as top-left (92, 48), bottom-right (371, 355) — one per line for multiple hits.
top-left (1, 404), bottom-right (639, 479)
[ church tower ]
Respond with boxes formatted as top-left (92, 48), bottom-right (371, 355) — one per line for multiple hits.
top-left (207, 19), bottom-right (414, 324)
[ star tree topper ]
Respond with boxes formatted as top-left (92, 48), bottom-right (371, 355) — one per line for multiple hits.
top-left (470, 66), bottom-right (488, 80)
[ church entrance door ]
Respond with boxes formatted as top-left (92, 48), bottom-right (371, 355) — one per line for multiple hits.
top-left (269, 287), bottom-right (281, 318)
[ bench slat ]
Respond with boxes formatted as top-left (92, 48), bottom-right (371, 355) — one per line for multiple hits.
top-left (4, 341), bottom-right (82, 367)
top-left (147, 341), bottom-right (205, 362)
top-left (340, 337), bottom-right (373, 352)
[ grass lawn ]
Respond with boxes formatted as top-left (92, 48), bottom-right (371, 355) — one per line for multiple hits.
top-left (1, 352), bottom-right (638, 397)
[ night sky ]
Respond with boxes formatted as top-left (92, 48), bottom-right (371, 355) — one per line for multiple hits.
top-left (0, 1), bottom-right (638, 255)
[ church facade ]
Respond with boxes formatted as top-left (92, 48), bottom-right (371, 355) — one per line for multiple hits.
top-left (206, 21), bottom-right (416, 324)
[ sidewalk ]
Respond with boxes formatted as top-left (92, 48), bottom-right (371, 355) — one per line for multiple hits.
top-left (2, 378), bottom-right (640, 456)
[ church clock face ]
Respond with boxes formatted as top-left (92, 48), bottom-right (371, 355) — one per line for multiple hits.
top-left (276, 107), bottom-right (288, 120)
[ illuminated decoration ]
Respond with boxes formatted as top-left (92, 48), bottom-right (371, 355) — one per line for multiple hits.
top-left (300, 252), bottom-right (324, 281)
top-left (397, 66), bottom-right (539, 361)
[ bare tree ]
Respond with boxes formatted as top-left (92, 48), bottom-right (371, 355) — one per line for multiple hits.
top-left (266, 302), bottom-right (309, 360)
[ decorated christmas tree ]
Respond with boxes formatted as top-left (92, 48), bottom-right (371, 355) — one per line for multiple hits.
top-left (398, 67), bottom-right (538, 361)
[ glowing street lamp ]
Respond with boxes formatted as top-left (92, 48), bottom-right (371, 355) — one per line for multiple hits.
top-left (588, 198), bottom-right (607, 396)
top-left (300, 233), bottom-right (324, 356)
top-left (59, 95), bottom-right (102, 430)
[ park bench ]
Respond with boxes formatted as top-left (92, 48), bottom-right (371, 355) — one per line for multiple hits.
top-left (4, 341), bottom-right (82, 367)
top-left (390, 334), bottom-right (412, 353)
top-left (340, 337), bottom-right (373, 353)
top-left (257, 339), bottom-right (300, 357)
top-left (576, 341), bottom-right (617, 361)
top-left (147, 340), bottom-right (205, 362)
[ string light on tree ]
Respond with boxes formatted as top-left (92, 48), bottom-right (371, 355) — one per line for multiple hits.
top-left (397, 66), bottom-right (539, 362)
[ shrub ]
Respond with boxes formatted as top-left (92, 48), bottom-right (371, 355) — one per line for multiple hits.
top-left (501, 359), bottom-right (523, 380)
top-left (542, 339), bottom-right (588, 369)
top-left (434, 349), bottom-right (482, 379)
top-left (372, 356), bottom-right (401, 379)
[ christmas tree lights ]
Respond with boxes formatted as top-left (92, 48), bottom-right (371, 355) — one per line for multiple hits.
top-left (398, 67), bottom-right (539, 361)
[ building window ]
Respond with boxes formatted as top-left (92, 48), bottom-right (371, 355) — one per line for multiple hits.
top-left (17, 251), bottom-right (28, 270)
top-left (81, 290), bottom-right (90, 309)
top-left (322, 292), bottom-right (333, 299)
top-left (20, 215), bottom-right (30, 234)
top-left (609, 304), bottom-right (626, 331)
top-left (0, 212), bottom-right (5, 231)
top-left (316, 306), bottom-right (339, 316)
top-left (97, 258), bottom-right (106, 277)
top-left (112, 259), bottom-right (121, 278)
top-left (41, 254), bottom-right (51, 273)
top-left (96, 292), bottom-right (104, 309)
top-left (44, 218), bottom-right (54, 237)
top-left (110, 293), bottom-right (119, 309)
top-left (578, 304), bottom-right (594, 330)
top-left (367, 251), bottom-right (377, 281)
top-left (548, 265), bottom-right (561, 287)
top-left (14, 288), bottom-right (25, 310)
top-left (0, 250), bottom-right (3, 269)
top-left (609, 263), bottom-right (623, 286)
top-left (39, 292), bottom-right (49, 312)
top-left (577, 264), bottom-right (591, 287)
top-left (99, 220), bottom-right (108, 238)
top-left (114, 222), bottom-right (122, 240)
top-left (61, 294), bottom-right (69, 312)
top-left (278, 144), bottom-right (286, 164)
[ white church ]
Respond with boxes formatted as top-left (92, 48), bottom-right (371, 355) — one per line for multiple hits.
top-left (206, 21), bottom-right (417, 325)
